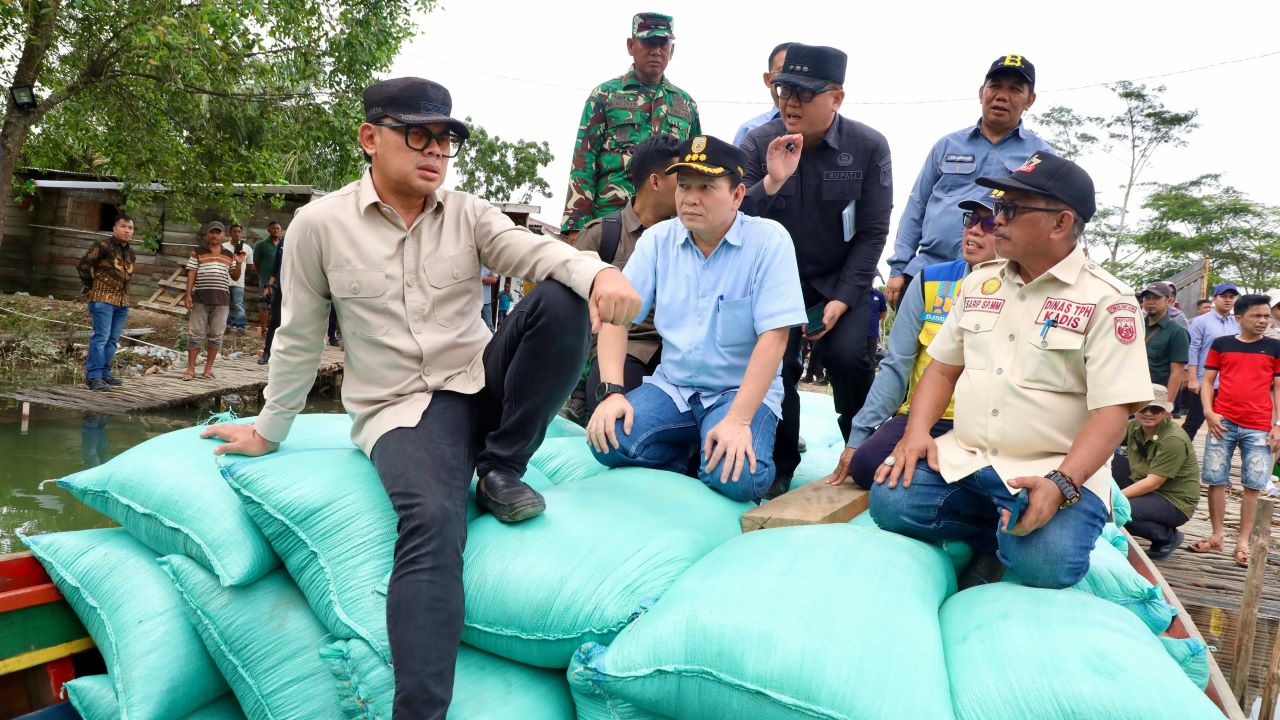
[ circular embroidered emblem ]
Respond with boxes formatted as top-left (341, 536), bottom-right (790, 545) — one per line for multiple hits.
top-left (837, 152), bottom-right (854, 167)
top-left (980, 277), bottom-right (1002, 295)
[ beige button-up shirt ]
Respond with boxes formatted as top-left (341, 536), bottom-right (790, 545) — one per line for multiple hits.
top-left (256, 172), bottom-right (611, 455)
top-left (926, 245), bottom-right (1151, 506)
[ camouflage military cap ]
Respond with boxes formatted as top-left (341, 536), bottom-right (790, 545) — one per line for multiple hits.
top-left (632, 12), bottom-right (674, 39)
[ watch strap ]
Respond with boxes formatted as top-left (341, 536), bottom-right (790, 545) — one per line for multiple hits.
top-left (1046, 470), bottom-right (1080, 508)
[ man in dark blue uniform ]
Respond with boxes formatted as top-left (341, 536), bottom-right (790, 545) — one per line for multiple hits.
top-left (739, 43), bottom-right (893, 497)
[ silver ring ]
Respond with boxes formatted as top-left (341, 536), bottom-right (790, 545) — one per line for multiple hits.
top-left (882, 456), bottom-right (896, 468)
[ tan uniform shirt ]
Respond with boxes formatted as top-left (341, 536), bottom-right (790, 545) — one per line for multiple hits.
top-left (926, 245), bottom-right (1151, 506)
top-left (256, 172), bottom-right (611, 455)
top-left (574, 201), bottom-right (661, 363)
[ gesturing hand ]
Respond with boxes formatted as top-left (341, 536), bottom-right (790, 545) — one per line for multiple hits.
top-left (762, 134), bottom-right (803, 194)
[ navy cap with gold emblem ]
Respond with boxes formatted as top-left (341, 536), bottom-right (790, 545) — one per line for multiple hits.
top-left (363, 77), bottom-right (470, 140)
top-left (665, 135), bottom-right (747, 179)
top-left (958, 188), bottom-right (1005, 213)
top-left (985, 54), bottom-right (1035, 89)
top-left (772, 44), bottom-right (847, 93)
top-left (977, 152), bottom-right (1097, 222)
top-left (632, 12), bottom-right (674, 39)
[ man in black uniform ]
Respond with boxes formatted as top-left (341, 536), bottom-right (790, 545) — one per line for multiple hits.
top-left (739, 43), bottom-right (893, 498)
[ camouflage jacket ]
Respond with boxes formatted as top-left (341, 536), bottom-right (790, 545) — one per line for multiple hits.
top-left (560, 67), bottom-right (700, 233)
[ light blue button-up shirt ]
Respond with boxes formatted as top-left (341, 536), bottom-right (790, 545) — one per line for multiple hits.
top-left (889, 121), bottom-right (1050, 279)
top-left (624, 212), bottom-right (807, 418)
top-left (733, 106), bottom-right (780, 147)
top-left (1188, 310), bottom-right (1241, 381)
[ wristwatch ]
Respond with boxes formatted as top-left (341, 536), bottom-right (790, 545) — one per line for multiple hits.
top-left (1045, 470), bottom-right (1081, 509)
top-left (594, 382), bottom-right (626, 403)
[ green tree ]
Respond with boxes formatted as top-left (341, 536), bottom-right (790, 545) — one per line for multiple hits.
top-left (1130, 174), bottom-right (1280, 293)
top-left (452, 117), bottom-right (553, 204)
top-left (1033, 105), bottom-right (1102, 161)
top-left (0, 0), bottom-right (435, 249)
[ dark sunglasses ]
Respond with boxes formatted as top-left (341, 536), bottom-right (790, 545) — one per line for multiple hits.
top-left (371, 121), bottom-right (465, 158)
top-left (638, 37), bottom-right (671, 50)
top-left (962, 211), bottom-right (996, 232)
top-left (992, 199), bottom-right (1066, 221)
top-left (775, 83), bottom-right (836, 104)
top-left (1137, 406), bottom-right (1166, 415)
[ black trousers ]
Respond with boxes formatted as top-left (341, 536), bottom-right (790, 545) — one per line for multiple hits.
top-left (1182, 388), bottom-right (1211, 441)
top-left (849, 415), bottom-right (953, 490)
top-left (1126, 492), bottom-right (1190, 547)
top-left (368, 281), bottom-right (588, 720)
top-left (584, 349), bottom-right (662, 415)
top-left (262, 290), bottom-right (282, 356)
top-left (776, 290), bottom-right (872, 480)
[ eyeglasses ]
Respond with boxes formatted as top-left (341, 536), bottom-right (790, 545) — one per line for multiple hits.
top-left (1137, 406), bottom-right (1165, 415)
top-left (371, 122), bottom-right (465, 157)
top-left (775, 83), bottom-right (835, 104)
top-left (962, 211), bottom-right (996, 232)
top-left (992, 199), bottom-right (1066, 221)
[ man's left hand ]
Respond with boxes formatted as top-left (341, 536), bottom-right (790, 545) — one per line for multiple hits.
top-left (589, 267), bottom-right (642, 333)
top-left (1269, 427), bottom-right (1280, 454)
top-left (804, 300), bottom-right (849, 341)
top-left (1003, 475), bottom-right (1067, 536)
top-left (703, 417), bottom-right (756, 485)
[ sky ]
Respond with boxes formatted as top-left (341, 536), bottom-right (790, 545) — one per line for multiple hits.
top-left (386, 0), bottom-right (1280, 276)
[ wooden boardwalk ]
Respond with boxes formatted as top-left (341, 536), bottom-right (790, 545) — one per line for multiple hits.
top-left (1, 348), bottom-right (344, 415)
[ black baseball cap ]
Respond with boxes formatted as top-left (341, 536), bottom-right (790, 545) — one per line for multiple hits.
top-left (976, 152), bottom-right (1097, 223)
top-left (958, 188), bottom-right (1005, 213)
top-left (772, 44), bottom-right (847, 93)
top-left (985, 54), bottom-right (1035, 89)
top-left (666, 135), bottom-right (747, 179)
top-left (363, 77), bottom-right (470, 140)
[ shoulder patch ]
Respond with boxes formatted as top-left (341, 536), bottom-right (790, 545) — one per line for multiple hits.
top-left (1107, 302), bottom-right (1138, 314)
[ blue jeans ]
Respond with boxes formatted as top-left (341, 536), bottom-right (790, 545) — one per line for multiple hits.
top-left (869, 463), bottom-right (1107, 589)
top-left (481, 303), bottom-right (494, 331)
top-left (86, 301), bottom-right (129, 380)
top-left (1203, 418), bottom-right (1273, 490)
top-left (591, 382), bottom-right (778, 502)
top-left (226, 286), bottom-right (246, 329)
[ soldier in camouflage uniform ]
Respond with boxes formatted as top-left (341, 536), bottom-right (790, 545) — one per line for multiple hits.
top-left (560, 12), bottom-right (701, 239)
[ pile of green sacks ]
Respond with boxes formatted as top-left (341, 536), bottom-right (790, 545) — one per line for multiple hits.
top-left (22, 392), bottom-right (1223, 719)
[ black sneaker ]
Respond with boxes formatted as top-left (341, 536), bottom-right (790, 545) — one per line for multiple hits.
top-left (1147, 530), bottom-right (1185, 561)
top-left (86, 378), bottom-right (110, 392)
top-left (257, 354), bottom-right (269, 365)
top-left (762, 474), bottom-right (792, 501)
top-left (959, 553), bottom-right (1006, 590)
top-left (102, 376), bottom-right (123, 386)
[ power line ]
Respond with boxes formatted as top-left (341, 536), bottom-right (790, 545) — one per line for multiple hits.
top-left (410, 48), bottom-right (1280, 106)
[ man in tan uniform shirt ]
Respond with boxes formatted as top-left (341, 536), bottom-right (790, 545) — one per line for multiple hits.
top-left (870, 152), bottom-right (1151, 590)
top-left (201, 77), bottom-right (640, 719)
top-left (574, 134), bottom-right (680, 415)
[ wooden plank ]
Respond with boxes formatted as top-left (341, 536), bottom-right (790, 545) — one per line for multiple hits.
top-left (0, 603), bottom-right (90, 666)
top-left (0, 586), bottom-right (63, 615)
top-left (0, 554), bottom-right (51, 594)
top-left (0, 639), bottom-right (95, 676)
top-left (1232, 497), bottom-right (1275, 704)
top-left (741, 481), bottom-right (868, 533)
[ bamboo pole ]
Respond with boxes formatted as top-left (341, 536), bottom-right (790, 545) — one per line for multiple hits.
top-left (1231, 497), bottom-right (1276, 705)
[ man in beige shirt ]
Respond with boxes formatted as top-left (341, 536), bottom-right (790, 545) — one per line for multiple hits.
top-left (201, 77), bottom-right (640, 720)
top-left (870, 152), bottom-right (1151, 590)
top-left (574, 134), bottom-right (681, 416)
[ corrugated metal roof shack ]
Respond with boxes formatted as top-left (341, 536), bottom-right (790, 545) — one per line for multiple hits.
top-left (1, 169), bottom-right (314, 313)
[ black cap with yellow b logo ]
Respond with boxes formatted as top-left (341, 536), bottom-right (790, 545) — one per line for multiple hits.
top-left (665, 135), bottom-right (747, 179)
top-left (985, 54), bottom-right (1035, 89)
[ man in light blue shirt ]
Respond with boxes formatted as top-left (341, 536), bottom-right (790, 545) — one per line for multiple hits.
top-left (885, 54), bottom-right (1051, 308)
top-left (588, 134), bottom-right (806, 502)
top-left (1184, 282), bottom-right (1242, 439)
top-left (731, 42), bottom-right (792, 146)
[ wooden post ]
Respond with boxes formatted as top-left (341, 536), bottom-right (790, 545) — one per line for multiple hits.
top-left (1231, 496), bottom-right (1276, 705)
top-left (1260, 619), bottom-right (1280, 720)
top-left (20, 402), bottom-right (29, 434)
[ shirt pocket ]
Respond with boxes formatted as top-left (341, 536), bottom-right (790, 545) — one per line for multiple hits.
top-left (603, 108), bottom-right (644, 153)
top-left (715, 296), bottom-right (758, 348)
top-left (1015, 332), bottom-right (1086, 392)
top-left (425, 249), bottom-right (481, 328)
top-left (936, 160), bottom-right (978, 195)
top-left (821, 176), bottom-right (863, 204)
top-left (957, 315), bottom-right (997, 370)
top-left (329, 268), bottom-right (390, 337)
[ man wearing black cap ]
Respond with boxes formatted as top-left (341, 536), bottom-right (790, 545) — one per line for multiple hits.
top-left (561, 12), bottom-right (700, 239)
top-left (1139, 280), bottom-right (1190, 406)
top-left (587, 134), bottom-right (807, 502)
top-left (885, 55), bottom-right (1050, 309)
top-left (200, 77), bottom-right (641, 718)
top-left (871, 152), bottom-right (1152, 590)
top-left (738, 43), bottom-right (894, 498)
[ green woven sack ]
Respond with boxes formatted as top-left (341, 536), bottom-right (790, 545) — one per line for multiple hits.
top-left (322, 638), bottom-right (574, 720)
top-left (580, 524), bottom-right (957, 720)
top-left (462, 469), bottom-right (750, 668)
top-left (23, 528), bottom-right (227, 720)
top-left (66, 675), bottom-right (247, 720)
top-left (942, 584), bottom-right (1220, 720)
top-left (160, 556), bottom-right (344, 720)
top-left (57, 413), bottom-right (353, 585)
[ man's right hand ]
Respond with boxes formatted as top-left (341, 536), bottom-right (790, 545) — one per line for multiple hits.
top-left (200, 423), bottom-right (278, 457)
top-left (874, 429), bottom-right (939, 489)
top-left (586, 393), bottom-right (633, 453)
top-left (825, 446), bottom-right (855, 486)
top-left (1204, 410), bottom-right (1227, 440)
top-left (761, 134), bottom-right (803, 195)
top-left (884, 276), bottom-right (906, 309)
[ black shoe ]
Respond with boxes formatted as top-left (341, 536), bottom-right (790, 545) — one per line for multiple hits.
top-left (257, 354), bottom-right (269, 365)
top-left (477, 470), bottom-right (546, 523)
top-left (798, 435), bottom-right (808, 454)
top-left (102, 376), bottom-right (123, 386)
top-left (560, 389), bottom-right (590, 427)
top-left (763, 474), bottom-right (793, 501)
top-left (86, 378), bottom-right (110, 392)
top-left (1147, 530), bottom-right (1185, 561)
top-left (958, 553), bottom-right (1006, 590)
top-left (328, 335), bottom-right (341, 347)
top-left (813, 378), bottom-right (830, 387)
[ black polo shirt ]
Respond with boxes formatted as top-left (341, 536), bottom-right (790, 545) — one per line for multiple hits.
top-left (739, 115), bottom-right (893, 307)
